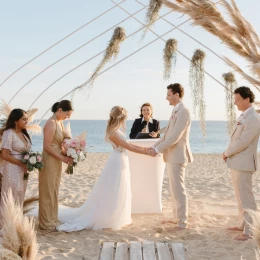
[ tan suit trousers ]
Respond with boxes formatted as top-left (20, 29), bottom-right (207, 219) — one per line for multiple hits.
top-left (231, 169), bottom-right (257, 235)
top-left (166, 163), bottom-right (188, 228)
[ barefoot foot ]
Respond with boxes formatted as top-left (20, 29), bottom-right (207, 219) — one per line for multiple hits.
top-left (227, 227), bottom-right (243, 231)
top-left (166, 226), bottom-right (187, 232)
top-left (235, 234), bottom-right (251, 241)
top-left (161, 218), bottom-right (177, 225)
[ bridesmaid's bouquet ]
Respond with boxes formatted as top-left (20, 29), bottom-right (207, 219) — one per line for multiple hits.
top-left (21, 150), bottom-right (44, 180)
top-left (62, 131), bottom-right (87, 174)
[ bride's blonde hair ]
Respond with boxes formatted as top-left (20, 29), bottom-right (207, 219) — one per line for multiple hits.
top-left (105, 106), bottom-right (127, 141)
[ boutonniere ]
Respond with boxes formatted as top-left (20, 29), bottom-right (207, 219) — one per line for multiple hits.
top-left (237, 121), bottom-right (242, 125)
top-left (171, 111), bottom-right (177, 119)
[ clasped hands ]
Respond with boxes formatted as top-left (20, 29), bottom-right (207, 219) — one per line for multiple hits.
top-left (144, 147), bottom-right (157, 157)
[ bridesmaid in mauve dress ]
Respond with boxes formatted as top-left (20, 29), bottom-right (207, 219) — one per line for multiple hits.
top-left (0, 109), bottom-right (31, 207)
top-left (38, 100), bottom-right (73, 231)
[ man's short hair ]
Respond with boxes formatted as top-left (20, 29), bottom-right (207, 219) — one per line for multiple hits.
top-left (234, 86), bottom-right (255, 103)
top-left (167, 83), bottom-right (184, 98)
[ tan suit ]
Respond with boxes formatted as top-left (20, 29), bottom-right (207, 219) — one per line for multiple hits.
top-left (225, 107), bottom-right (260, 235)
top-left (154, 102), bottom-right (193, 228)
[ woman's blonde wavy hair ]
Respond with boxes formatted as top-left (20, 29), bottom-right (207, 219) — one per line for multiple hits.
top-left (105, 106), bottom-right (127, 141)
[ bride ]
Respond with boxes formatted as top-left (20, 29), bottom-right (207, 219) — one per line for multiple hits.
top-left (56, 106), bottom-right (148, 232)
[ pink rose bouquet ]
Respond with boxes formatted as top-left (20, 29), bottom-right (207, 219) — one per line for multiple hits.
top-left (62, 131), bottom-right (87, 174)
top-left (21, 150), bottom-right (43, 180)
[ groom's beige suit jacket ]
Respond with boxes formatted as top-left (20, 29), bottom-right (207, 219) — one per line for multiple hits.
top-left (225, 107), bottom-right (260, 172)
top-left (154, 102), bottom-right (193, 164)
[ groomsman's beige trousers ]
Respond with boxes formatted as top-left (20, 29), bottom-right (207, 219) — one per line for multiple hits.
top-left (231, 169), bottom-right (257, 235)
top-left (166, 163), bottom-right (188, 228)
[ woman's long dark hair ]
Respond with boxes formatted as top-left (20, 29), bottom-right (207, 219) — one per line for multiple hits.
top-left (1, 109), bottom-right (31, 143)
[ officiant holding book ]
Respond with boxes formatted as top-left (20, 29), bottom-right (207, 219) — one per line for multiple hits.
top-left (129, 103), bottom-right (160, 139)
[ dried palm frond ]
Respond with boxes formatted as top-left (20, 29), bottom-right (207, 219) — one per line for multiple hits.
top-left (163, 39), bottom-right (178, 80)
top-left (223, 57), bottom-right (260, 88)
top-left (0, 246), bottom-right (22, 260)
top-left (26, 108), bottom-right (38, 123)
top-left (253, 101), bottom-right (260, 114)
top-left (251, 62), bottom-right (260, 80)
top-left (246, 210), bottom-right (260, 258)
top-left (143, 0), bottom-right (163, 38)
top-left (163, 0), bottom-right (260, 90)
top-left (0, 99), bottom-right (12, 118)
top-left (223, 0), bottom-right (260, 54)
top-left (71, 27), bottom-right (126, 97)
top-left (1, 189), bottom-right (38, 259)
top-left (23, 195), bottom-right (39, 215)
top-left (222, 72), bottom-right (237, 135)
top-left (0, 101), bottom-right (41, 137)
top-left (189, 49), bottom-right (206, 135)
top-left (25, 124), bottom-right (42, 136)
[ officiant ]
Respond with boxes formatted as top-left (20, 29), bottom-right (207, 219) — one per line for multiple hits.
top-left (129, 103), bottom-right (160, 139)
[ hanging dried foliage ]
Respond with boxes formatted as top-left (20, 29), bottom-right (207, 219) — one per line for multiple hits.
top-left (189, 49), bottom-right (206, 136)
top-left (163, 0), bottom-right (260, 90)
top-left (89, 27), bottom-right (126, 86)
top-left (163, 39), bottom-right (178, 80)
top-left (222, 72), bottom-right (237, 135)
top-left (71, 27), bottom-right (126, 97)
top-left (143, 0), bottom-right (163, 38)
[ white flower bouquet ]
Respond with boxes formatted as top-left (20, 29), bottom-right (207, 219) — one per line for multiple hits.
top-left (21, 150), bottom-right (43, 180)
top-left (62, 130), bottom-right (87, 174)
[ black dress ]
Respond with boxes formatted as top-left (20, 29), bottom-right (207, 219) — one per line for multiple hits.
top-left (129, 118), bottom-right (160, 139)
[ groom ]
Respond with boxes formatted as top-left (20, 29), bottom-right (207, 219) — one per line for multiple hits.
top-left (223, 86), bottom-right (260, 241)
top-left (148, 83), bottom-right (193, 229)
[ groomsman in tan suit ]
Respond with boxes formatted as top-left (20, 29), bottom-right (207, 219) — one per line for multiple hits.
top-left (223, 86), bottom-right (260, 241)
top-left (148, 83), bottom-right (193, 229)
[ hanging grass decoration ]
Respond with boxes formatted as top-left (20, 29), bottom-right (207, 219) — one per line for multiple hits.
top-left (163, 39), bottom-right (178, 80)
top-left (88, 27), bottom-right (126, 87)
top-left (163, 0), bottom-right (260, 90)
top-left (71, 27), bottom-right (126, 97)
top-left (189, 49), bottom-right (206, 136)
top-left (222, 72), bottom-right (237, 135)
top-left (143, 0), bottom-right (163, 38)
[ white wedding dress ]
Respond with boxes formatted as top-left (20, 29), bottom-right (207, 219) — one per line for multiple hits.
top-left (56, 130), bottom-right (132, 232)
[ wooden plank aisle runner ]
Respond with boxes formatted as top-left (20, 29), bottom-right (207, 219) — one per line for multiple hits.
top-left (130, 241), bottom-right (142, 260)
top-left (100, 241), bottom-right (187, 260)
top-left (171, 243), bottom-right (187, 260)
top-left (115, 242), bottom-right (128, 260)
top-left (142, 241), bottom-right (156, 260)
top-left (100, 242), bottom-right (114, 260)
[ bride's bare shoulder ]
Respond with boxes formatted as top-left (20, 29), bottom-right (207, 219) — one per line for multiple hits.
top-left (109, 130), bottom-right (119, 138)
top-left (109, 130), bottom-right (124, 140)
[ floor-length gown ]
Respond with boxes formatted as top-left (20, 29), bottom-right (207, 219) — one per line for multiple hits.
top-left (38, 115), bottom-right (65, 230)
top-left (0, 129), bottom-right (31, 206)
top-left (57, 130), bottom-right (132, 232)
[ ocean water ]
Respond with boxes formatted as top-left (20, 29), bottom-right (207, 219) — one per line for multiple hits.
top-left (31, 120), bottom-right (260, 154)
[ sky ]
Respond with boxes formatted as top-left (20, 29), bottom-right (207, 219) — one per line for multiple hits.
top-left (1, 0), bottom-right (260, 121)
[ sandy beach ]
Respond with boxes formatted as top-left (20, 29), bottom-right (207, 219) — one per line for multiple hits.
top-left (25, 153), bottom-right (260, 260)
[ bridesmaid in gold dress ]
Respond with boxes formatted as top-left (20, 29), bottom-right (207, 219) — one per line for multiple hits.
top-left (39, 100), bottom-right (74, 231)
top-left (0, 109), bottom-right (31, 206)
